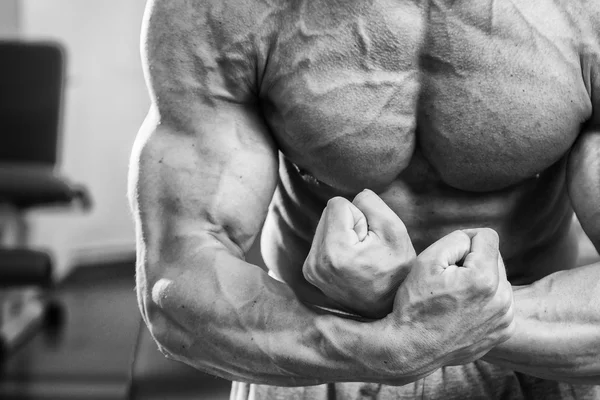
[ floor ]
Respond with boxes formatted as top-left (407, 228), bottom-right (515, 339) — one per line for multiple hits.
top-left (0, 260), bottom-right (232, 400)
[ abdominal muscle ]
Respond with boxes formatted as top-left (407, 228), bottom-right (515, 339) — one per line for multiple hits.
top-left (260, 153), bottom-right (580, 314)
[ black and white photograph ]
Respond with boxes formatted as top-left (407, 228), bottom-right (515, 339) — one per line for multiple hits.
top-left (1, 1), bottom-right (600, 399)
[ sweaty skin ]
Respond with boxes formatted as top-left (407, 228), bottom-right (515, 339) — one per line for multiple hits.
top-left (129, 0), bottom-right (600, 395)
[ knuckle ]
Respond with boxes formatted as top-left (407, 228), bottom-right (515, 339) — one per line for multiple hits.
top-left (498, 310), bottom-right (514, 330)
top-left (492, 279), bottom-right (512, 304)
top-left (302, 264), bottom-right (316, 284)
top-left (469, 272), bottom-right (496, 295)
top-left (302, 253), bottom-right (315, 273)
top-left (498, 288), bottom-right (514, 314)
top-left (384, 224), bottom-right (409, 245)
top-left (352, 189), bottom-right (375, 205)
top-left (505, 300), bottom-right (515, 321)
top-left (497, 297), bottom-right (512, 317)
top-left (480, 279), bottom-right (497, 296)
top-left (455, 230), bottom-right (473, 252)
top-left (327, 196), bottom-right (348, 209)
top-left (449, 229), bottom-right (472, 250)
top-left (390, 219), bottom-right (409, 236)
top-left (318, 248), bottom-right (336, 269)
top-left (441, 230), bottom-right (469, 247)
top-left (450, 229), bottom-right (471, 242)
top-left (320, 244), bottom-right (348, 271)
top-left (436, 230), bottom-right (469, 252)
top-left (481, 227), bottom-right (499, 242)
top-left (500, 321), bottom-right (516, 342)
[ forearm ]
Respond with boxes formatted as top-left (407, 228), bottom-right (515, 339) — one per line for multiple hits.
top-left (140, 236), bottom-right (436, 386)
top-left (483, 263), bottom-right (600, 383)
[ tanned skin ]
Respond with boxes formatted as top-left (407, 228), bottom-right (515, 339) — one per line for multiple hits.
top-left (129, 0), bottom-right (600, 387)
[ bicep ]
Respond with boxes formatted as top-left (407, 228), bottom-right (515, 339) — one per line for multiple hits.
top-left (567, 126), bottom-right (600, 250)
top-left (130, 0), bottom-right (278, 259)
top-left (131, 105), bottom-right (278, 258)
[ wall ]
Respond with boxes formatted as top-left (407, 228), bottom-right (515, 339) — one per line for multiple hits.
top-left (19, 1), bottom-right (149, 276)
top-left (0, 0), bottom-right (19, 37)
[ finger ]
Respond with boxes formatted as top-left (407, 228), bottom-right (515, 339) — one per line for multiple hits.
top-left (418, 230), bottom-right (471, 269)
top-left (348, 202), bottom-right (368, 241)
top-left (464, 228), bottom-right (508, 282)
top-left (311, 207), bottom-right (327, 248)
top-left (497, 253), bottom-right (508, 282)
top-left (462, 228), bottom-right (499, 271)
top-left (352, 189), bottom-right (406, 238)
top-left (462, 228), bottom-right (500, 291)
top-left (462, 228), bottom-right (499, 257)
top-left (322, 197), bottom-right (366, 243)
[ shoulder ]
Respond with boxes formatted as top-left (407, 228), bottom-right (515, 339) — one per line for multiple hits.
top-left (142, 0), bottom-right (276, 104)
top-left (574, 0), bottom-right (600, 123)
top-left (144, 0), bottom-right (269, 48)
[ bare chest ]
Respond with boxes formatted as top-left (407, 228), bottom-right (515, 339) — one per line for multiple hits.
top-left (260, 0), bottom-right (593, 192)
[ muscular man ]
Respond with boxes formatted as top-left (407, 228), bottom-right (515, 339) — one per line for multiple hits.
top-left (128, 0), bottom-right (600, 398)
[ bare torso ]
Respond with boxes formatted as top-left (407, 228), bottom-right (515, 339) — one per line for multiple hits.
top-left (228, 0), bottom-right (600, 306)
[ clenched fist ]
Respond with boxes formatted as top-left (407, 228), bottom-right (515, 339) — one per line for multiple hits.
top-left (302, 189), bottom-right (416, 319)
top-left (389, 228), bottom-right (515, 367)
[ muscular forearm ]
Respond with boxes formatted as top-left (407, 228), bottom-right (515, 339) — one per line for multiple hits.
top-left (483, 263), bottom-right (600, 383)
top-left (141, 236), bottom-right (437, 386)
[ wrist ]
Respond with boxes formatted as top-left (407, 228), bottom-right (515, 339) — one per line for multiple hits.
top-left (484, 284), bottom-right (538, 358)
top-left (357, 316), bottom-right (442, 384)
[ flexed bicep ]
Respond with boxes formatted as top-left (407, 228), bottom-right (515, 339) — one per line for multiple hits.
top-left (129, 0), bottom-right (280, 337)
top-left (132, 0), bottom-right (278, 258)
top-left (567, 126), bottom-right (600, 251)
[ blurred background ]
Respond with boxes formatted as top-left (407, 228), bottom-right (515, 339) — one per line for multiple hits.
top-left (1, 0), bottom-right (146, 275)
top-left (0, 1), bottom-right (243, 399)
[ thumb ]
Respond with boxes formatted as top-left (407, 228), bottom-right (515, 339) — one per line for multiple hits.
top-left (418, 230), bottom-right (472, 270)
top-left (352, 189), bottom-right (408, 240)
top-left (320, 197), bottom-right (368, 243)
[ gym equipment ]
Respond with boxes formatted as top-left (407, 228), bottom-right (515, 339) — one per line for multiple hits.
top-left (0, 40), bottom-right (91, 357)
